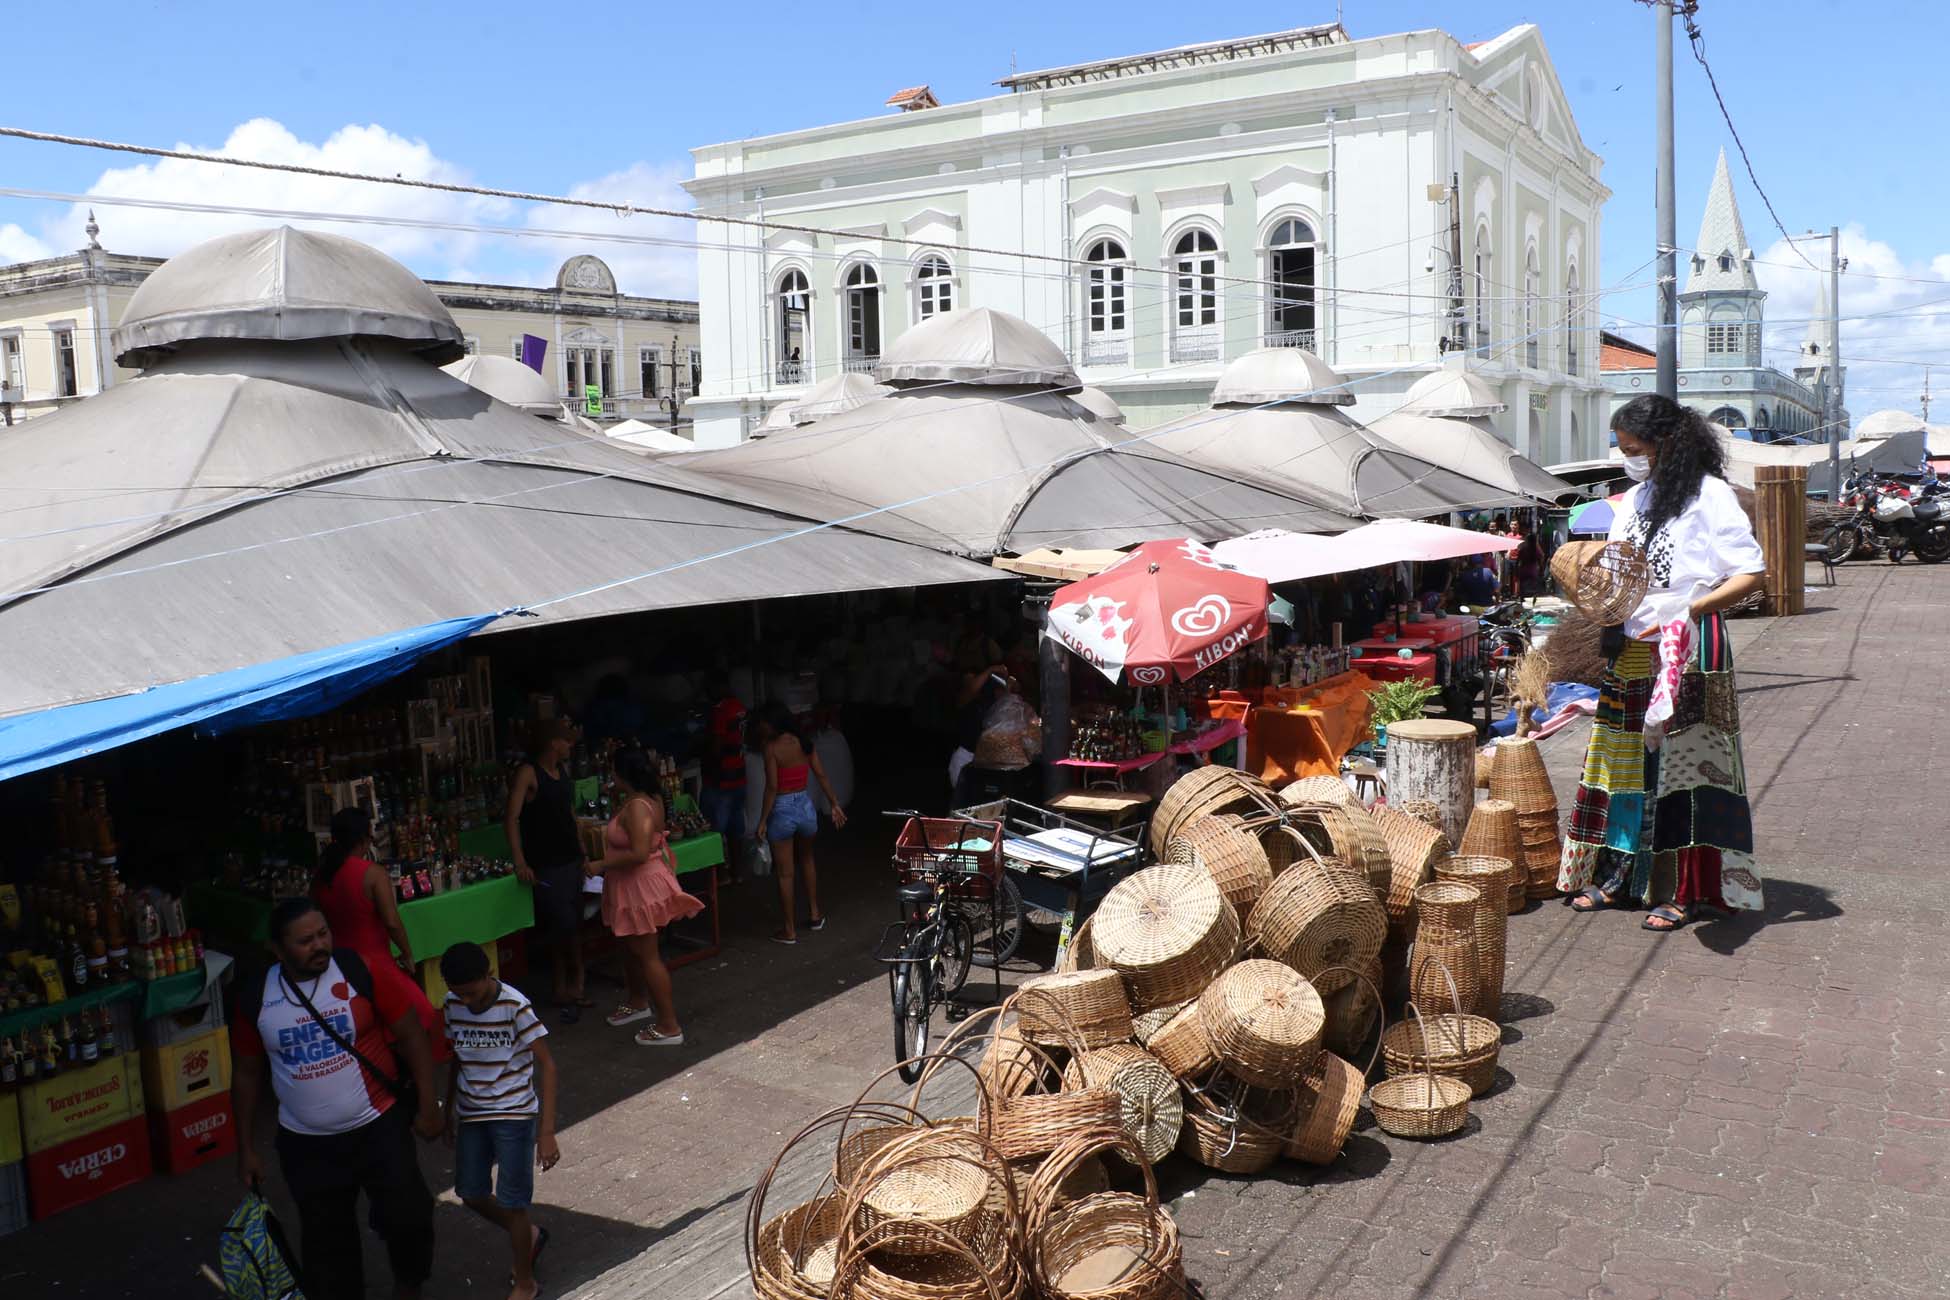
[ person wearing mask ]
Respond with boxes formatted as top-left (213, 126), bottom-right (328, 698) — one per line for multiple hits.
top-left (310, 807), bottom-right (443, 1055)
top-left (1563, 394), bottom-right (1767, 933)
top-left (757, 702), bottom-right (848, 944)
top-left (504, 718), bottom-right (590, 1021)
top-left (233, 898), bottom-right (442, 1300)
top-left (585, 748), bottom-right (698, 1045)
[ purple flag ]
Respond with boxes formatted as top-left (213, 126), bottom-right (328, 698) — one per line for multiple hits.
top-left (519, 334), bottom-right (548, 374)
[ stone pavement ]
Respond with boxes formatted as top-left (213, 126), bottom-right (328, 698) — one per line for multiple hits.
top-left (12, 559), bottom-right (1949, 1299)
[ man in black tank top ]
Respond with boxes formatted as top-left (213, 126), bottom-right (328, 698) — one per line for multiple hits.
top-left (504, 719), bottom-right (588, 1018)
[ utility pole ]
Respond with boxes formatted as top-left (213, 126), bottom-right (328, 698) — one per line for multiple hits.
top-left (1654, 0), bottom-right (1678, 399)
top-left (1922, 366), bottom-right (1932, 425)
top-left (666, 331), bottom-right (682, 432)
top-left (1827, 225), bottom-right (1842, 499)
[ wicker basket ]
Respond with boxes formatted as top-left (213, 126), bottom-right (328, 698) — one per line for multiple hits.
top-left (1150, 767), bottom-right (1278, 850)
top-left (1196, 959), bottom-right (1325, 1089)
top-left (1550, 538), bottom-right (1650, 628)
top-left (1383, 1011), bottom-right (1501, 1098)
top-left (1054, 915), bottom-right (1097, 974)
top-left (1518, 808), bottom-right (1563, 898)
top-left (1286, 801), bottom-right (1391, 899)
top-left (1408, 927), bottom-right (1479, 1019)
top-left (1372, 805), bottom-right (1452, 935)
top-left (1432, 857), bottom-right (1510, 1017)
top-left (1176, 1074), bottom-right (1291, 1175)
top-left (1457, 801), bottom-right (1521, 872)
top-left (832, 1212), bottom-right (1025, 1300)
top-left (1145, 1000), bottom-right (1218, 1080)
top-left (1436, 849), bottom-right (1522, 922)
top-left (977, 1023), bottom-right (1049, 1102)
top-left (1245, 856), bottom-right (1386, 995)
top-left (1279, 775), bottom-right (1359, 809)
top-left (1285, 1050), bottom-right (1368, 1166)
top-left (755, 1194), bottom-right (847, 1300)
top-left (842, 1125), bottom-right (1000, 1258)
top-left (1489, 736), bottom-right (1559, 815)
top-left (1061, 1043), bottom-right (1184, 1165)
top-left (1131, 999), bottom-right (1191, 1047)
top-left (1394, 798), bottom-right (1446, 832)
top-left (1016, 969), bottom-right (1134, 1050)
top-left (1320, 955), bottom-right (1384, 1058)
top-left (1474, 752), bottom-right (1495, 789)
top-left (1092, 862), bottom-right (1240, 1012)
top-left (1025, 1133), bottom-right (1184, 1300)
top-left (992, 1084), bottom-right (1123, 1162)
top-left (1411, 880), bottom-right (1481, 935)
top-left (1367, 1000), bottom-right (1471, 1140)
top-left (1004, 1149), bottom-right (1109, 1215)
top-left (1166, 815), bottom-right (1274, 915)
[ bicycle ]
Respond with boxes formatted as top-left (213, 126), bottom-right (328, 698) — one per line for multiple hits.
top-left (874, 813), bottom-right (1005, 1082)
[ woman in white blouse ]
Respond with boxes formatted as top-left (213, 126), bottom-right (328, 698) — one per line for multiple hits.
top-left (1561, 395), bottom-right (1767, 932)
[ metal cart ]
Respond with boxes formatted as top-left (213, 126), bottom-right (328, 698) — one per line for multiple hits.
top-left (952, 798), bottom-right (1149, 968)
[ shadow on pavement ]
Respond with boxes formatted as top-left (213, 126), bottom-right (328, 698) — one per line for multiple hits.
top-left (1693, 878), bottom-right (1841, 955)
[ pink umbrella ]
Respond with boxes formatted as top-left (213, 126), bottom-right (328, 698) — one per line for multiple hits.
top-left (1209, 528), bottom-right (1347, 584)
top-left (1330, 518), bottom-right (1520, 568)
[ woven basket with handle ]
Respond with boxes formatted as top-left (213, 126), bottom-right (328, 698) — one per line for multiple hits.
top-left (1279, 775), bottom-right (1358, 808)
top-left (1176, 1072), bottom-right (1292, 1174)
top-left (1432, 856), bottom-right (1511, 1016)
top-left (830, 1211), bottom-right (1024, 1300)
top-left (1150, 767), bottom-right (1279, 851)
top-left (1196, 958), bottom-right (1325, 1090)
top-left (1284, 964), bottom-right (1380, 1166)
top-left (1408, 926), bottom-right (1479, 1019)
top-left (1381, 957), bottom-right (1500, 1097)
top-left (1550, 538), bottom-right (1650, 627)
top-left (1024, 1132), bottom-right (1184, 1300)
top-left (1166, 814), bottom-right (1274, 915)
top-left (1320, 954), bottom-right (1385, 1058)
top-left (1145, 1000), bottom-right (1218, 1080)
top-left (1015, 969), bottom-right (1134, 1049)
top-left (1061, 1042), bottom-right (1184, 1165)
top-left (1367, 1000), bottom-right (1472, 1139)
top-left (1286, 801), bottom-right (1392, 899)
top-left (1245, 855), bottom-right (1385, 995)
top-left (1092, 861), bottom-right (1241, 1011)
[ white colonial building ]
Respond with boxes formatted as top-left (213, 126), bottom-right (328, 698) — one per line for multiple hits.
top-left (685, 21), bottom-right (1610, 460)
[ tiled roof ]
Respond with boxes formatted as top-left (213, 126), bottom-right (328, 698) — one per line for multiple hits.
top-left (885, 85), bottom-right (938, 108)
top-left (1600, 331), bottom-right (1657, 372)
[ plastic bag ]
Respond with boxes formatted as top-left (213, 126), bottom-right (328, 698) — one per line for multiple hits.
top-left (973, 694), bottom-right (1043, 770)
top-left (745, 836), bottom-right (773, 880)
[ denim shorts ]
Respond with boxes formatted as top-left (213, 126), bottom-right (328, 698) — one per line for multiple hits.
top-left (767, 790), bottom-right (818, 843)
top-left (455, 1116), bottom-right (538, 1210)
top-left (699, 786), bottom-right (746, 838)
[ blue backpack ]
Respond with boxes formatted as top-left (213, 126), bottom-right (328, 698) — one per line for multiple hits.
top-left (218, 1191), bottom-right (305, 1299)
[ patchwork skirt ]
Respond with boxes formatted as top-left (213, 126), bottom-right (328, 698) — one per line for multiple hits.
top-left (1558, 614), bottom-right (1764, 911)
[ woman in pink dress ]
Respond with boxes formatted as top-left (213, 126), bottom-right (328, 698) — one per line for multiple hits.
top-left (584, 748), bottom-right (701, 1047)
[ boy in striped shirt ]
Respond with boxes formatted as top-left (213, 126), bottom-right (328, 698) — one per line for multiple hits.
top-left (441, 942), bottom-right (560, 1300)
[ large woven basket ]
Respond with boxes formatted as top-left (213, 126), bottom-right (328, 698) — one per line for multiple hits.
top-left (1457, 801), bottom-right (1521, 872)
top-left (1518, 808), bottom-right (1563, 898)
top-left (1092, 862), bottom-right (1240, 1012)
top-left (755, 1194), bottom-right (847, 1300)
top-left (1550, 538), bottom-right (1650, 627)
top-left (1061, 1043), bottom-right (1184, 1165)
top-left (1489, 737), bottom-right (1558, 815)
top-left (1176, 1074), bottom-right (1291, 1175)
top-left (1411, 880), bottom-right (1481, 936)
top-left (1393, 799), bottom-right (1446, 832)
top-left (832, 1211), bottom-right (1025, 1300)
top-left (1197, 959), bottom-right (1325, 1089)
top-left (1015, 969), bottom-right (1134, 1050)
top-left (1166, 815), bottom-right (1273, 915)
top-left (843, 1125), bottom-right (1000, 1258)
top-left (1145, 1000), bottom-right (1217, 1080)
top-left (1025, 1133), bottom-right (1184, 1300)
top-left (1131, 999), bottom-right (1191, 1047)
top-left (1053, 915), bottom-right (1097, 974)
top-left (1367, 1001), bottom-right (1471, 1140)
top-left (1436, 848), bottom-right (1522, 920)
top-left (1408, 928), bottom-right (1479, 1018)
top-left (1150, 767), bottom-right (1278, 850)
top-left (1285, 1050), bottom-right (1368, 1166)
top-left (1004, 1149), bottom-right (1108, 1216)
top-left (1372, 805), bottom-right (1452, 934)
top-left (992, 1084), bottom-right (1123, 1162)
top-left (977, 1023), bottom-right (1049, 1101)
top-left (1432, 857), bottom-right (1510, 1016)
top-left (1383, 1011), bottom-right (1501, 1098)
top-left (1279, 775), bottom-right (1358, 809)
top-left (1286, 801), bottom-right (1391, 899)
top-left (1320, 955), bottom-right (1384, 1058)
top-left (1245, 856), bottom-right (1385, 995)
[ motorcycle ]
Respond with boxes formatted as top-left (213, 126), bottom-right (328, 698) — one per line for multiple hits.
top-left (1823, 470), bottom-right (1950, 564)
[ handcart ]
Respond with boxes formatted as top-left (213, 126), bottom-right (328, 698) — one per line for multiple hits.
top-left (952, 797), bottom-right (1149, 969)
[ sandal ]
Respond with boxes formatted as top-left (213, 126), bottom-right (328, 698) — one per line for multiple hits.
top-left (1641, 904), bottom-right (1691, 932)
top-left (605, 1004), bottom-right (654, 1027)
top-left (1567, 886), bottom-right (1620, 914)
top-left (771, 930), bottom-right (798, 946)
top-left (635, 1025), bottom-right (686, 1047)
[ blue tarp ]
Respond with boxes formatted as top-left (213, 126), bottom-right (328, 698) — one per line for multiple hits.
top-left (0, 614), bottom-right (498, 783)
top-left (1490, 681), bottom-right (1600, 737)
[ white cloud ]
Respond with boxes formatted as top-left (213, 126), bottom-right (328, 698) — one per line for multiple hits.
top-left (0, 222), bottom-right (53, 263)
top-left (517, 161), bottom-right (699, 298)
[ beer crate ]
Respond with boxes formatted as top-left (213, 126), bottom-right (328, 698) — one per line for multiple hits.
top-left (0, 1079), bottom-right (21, 1166)
top-left (27, 1113), bottom-right (151, 1219)
top-left (150, 1090), bottom-right (235, 1175)
top-left (19, 1051), bottom-right (145, 1155)
top-left (0, 1161), bottom-right (25, 1239)
top-left (139, 1028), bottom-right (231, 1113)
top-left (140, 992), bottom-right (226, 1049)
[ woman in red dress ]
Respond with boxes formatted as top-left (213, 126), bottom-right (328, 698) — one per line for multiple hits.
top-left (311, 806), bottom-right (445, 1056)
top-left (585, 748), bottom-right (700, 1047)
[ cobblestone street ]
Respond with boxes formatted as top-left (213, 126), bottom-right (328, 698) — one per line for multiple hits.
top-left (12, 560), bottom-right (1948, 1300)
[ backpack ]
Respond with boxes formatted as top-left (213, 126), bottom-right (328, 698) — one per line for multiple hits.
top-left (217, 1191), bottom-right (305, 1299)
top-left (233, 947), bottom-right (381, 1037)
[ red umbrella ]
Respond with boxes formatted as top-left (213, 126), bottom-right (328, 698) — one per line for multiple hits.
top-left (1047, 538), bottom-right (1270, 684)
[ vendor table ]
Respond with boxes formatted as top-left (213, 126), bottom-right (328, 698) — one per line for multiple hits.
top-left (579, 829), bottom-right (723, 970)
top-left (189, 874), bottom-right (535, 958)
top-left (954, 798), bottom-right (1147, 968)
top-left (1350, 650), bottom-right (1438, 685)
top-left (1240, 670), bottom-right (1379, 785)
top-left (1051, 718), bottom-right (1246, 790)
top-left (1045, 788), bottom-right (1154, 832)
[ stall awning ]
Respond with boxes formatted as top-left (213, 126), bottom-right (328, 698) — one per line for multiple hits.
top-left (0, 615), bottom-right (497, 783)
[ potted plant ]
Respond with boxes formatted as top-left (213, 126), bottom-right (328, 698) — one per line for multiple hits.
top-left (1364, 679), bottom-right (1442, 750)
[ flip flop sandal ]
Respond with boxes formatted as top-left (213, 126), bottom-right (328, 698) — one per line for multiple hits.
top-left (1641, 904), bottom-right (1691, 932)
top-left (509, 1225), bottom-right (552, 1289)
top-left (1568, 887), bottom-right (1620, 913)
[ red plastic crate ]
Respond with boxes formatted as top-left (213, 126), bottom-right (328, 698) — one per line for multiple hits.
top-left (150, 1090), bottom-right (236, 1175)
top-left (27, 1114), bottom-right (151, 1219)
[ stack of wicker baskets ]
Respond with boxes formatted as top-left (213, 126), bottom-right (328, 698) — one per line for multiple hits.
top-left (1488, 738), bottom-right (1564, 899)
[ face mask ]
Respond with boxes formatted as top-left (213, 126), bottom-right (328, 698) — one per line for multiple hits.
top-left (1623, 454), bottom-right (1652, 482)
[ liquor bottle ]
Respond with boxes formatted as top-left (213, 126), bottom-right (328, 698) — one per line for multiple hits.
top-left (96, 1006), bottom-right (118, 1058)
top-left (59, 1016), bottom-right (77, 1066)
top-left (17, 1035), bottom-right (36, 1083)
top-left (0, 1036), bottom-right (16, 1086)
top-left (67, 923), bottom-right (89, 990)
top-left (84, 905), bottom-right (109, 987)
top-left (78, 1012), bottom-right (98, 1064)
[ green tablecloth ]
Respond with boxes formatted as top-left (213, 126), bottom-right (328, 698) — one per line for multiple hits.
top-left (458, 798), bottom-right (722, 878)
top-left (191, 876), bottom-right (534, 961)
top-left (670, 832), bottom-right (724, 876)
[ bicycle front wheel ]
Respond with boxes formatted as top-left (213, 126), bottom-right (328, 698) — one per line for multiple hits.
top-left (934, 911), bottom-right (975, 1000)
top-left (893, 963), bottom-right (931, 1083)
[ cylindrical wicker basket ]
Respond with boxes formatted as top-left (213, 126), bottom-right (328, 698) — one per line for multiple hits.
top-left (1518, 808), bottom-right (1563, 898)
top-left (1436, 850), bottom-right (1522, 923)
top-left (1411, 880), bottom-right (1481, 935)
top-left (1145, 1000), bottom-right (1218, 1080)
top-left (1550, 538), bottom-right (1650, 628)
top-left (1246, 857), bottom-right (1386, 994)
top-left (1196, 959), bottom-right (1325, 1090)
top-left (841, 1125), bottom-right (1001, 1259)
top-left (992, 1085), bottom-right (1123, 1162)
top-left (1286, 801), bottom-right (1391, 899)
top-left (1279, 775), bottom-right (1358, 809)
top-left (1431, 858), bottom-right (1510, 1018)
top-left (1131, 999), bottom-right (1190, 1047)
top-left (1166, 815), bottom-right (1273, 915)
top-left (1372, 805), bottom-right (1452, 935)
top-left (1025, 1133), bottom-right (1184, 1300)
top-left (1408, 928), bottom-right (1479, 1019)
top-left (1061, 1043), bottom-right (1184, 1165)
top-left (1284, 1050), bottom-right (1368, 1166)
top-left (1457, 800), bottom-right (1521, 872)
top-left (1150, 767), bottom-right (1278, 850)
top-left (1489, 736), bottom-right (1559, 815)
top-left (1368, 1067), bottom-right (1471, 1140)
top-left (832, 1212), bottom-right (1024, 1300)
top-left (1015, 969), bottom-right (1134, 1050)
top-left (1394, 798), bottom-right (1446, 832)
top-left (1176, 1075), bottom-right (1291, 1175)
top-left (1092, 862), bottom-right (1240, 1012)
top-left (1053, 915), bottom-right (1097, 974)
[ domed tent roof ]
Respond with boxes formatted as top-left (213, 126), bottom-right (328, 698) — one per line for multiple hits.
top-left (756, 372), bottom-right (891, 433)
top-left (114, 226), bottom-right (465, 367)
top-left (442, 353), bottom-right (558, 415)
top-left (874, 307), bottom-right (1078, 387)
top-left (1397, 367), bottom-right (1508, 419)
top-left (1855, 408), bottom-right (1926, 440)
top-left (1210, 347), bottom-right (1355, 407)
top-left (1071, 386), bottom-right (1128, 426)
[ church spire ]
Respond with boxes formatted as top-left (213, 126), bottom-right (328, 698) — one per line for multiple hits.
top-left (1684, 149), bottom-right (1759, 294)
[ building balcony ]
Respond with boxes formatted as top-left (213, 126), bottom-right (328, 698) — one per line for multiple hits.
top-left (776, 359), bottom-right (806, 386)
top-left (841, 356), bottom-right (879, 375)
top-left (1266, 328), bottom-right (1317, 352)
top-left (1169, 326), bottom-right (1221, 364)
top-left (1081, 337), bottom-right (1130, 368)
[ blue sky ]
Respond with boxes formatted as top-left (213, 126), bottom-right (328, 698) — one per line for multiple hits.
top-left (4, 0), bottom-right (1945, 410)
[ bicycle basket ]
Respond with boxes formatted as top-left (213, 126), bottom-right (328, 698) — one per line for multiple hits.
top-left (893, 816), bottom-right (1003, 890)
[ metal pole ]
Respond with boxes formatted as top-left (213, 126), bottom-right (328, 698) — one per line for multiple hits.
top-left (1654, 0), bottom-right (1678, 399)
top-left (1827, 225), bottom-right (1842, 499)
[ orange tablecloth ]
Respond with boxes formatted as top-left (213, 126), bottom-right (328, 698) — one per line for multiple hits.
top-left (1236, 672), bottom-right (1378, 785)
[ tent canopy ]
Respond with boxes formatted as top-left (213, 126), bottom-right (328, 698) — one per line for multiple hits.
top-left (757, 372), bottom-right (891, 433)
top-left (1396, 367), bottom-right (1508, 419)
top-left (443, 353), bottom-right (559, 414)
top-left (874, 307), bottom-right (1079, 387)
top-left (605, 419), bottom-right (700, 452)
top-left (1368, 409), bottom-right (1574, 502)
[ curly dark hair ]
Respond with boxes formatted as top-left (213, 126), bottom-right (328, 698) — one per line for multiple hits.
top-left (1611, 394), bottom-right (1727, 539)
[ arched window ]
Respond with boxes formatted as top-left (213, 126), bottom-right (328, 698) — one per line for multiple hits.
top-left (1707, 405), bottom-right (1747, 431)
top-left (842, 263), bottom-right (881, 371)
top-left (1563, 263), bottom-right (1581, 375)
top-left (1754, 405), bottom-right (1772, 434)
top-left (1523, 243), bottom-right (1542, 368)
top-left (1265, 217), bottom-right (1317, 349)
top-left (1472, 225), bottom-right (1492, 350)
top-left (1082, 238), bottom-right (1129, 365)
top-left (775, 268), bottom-right (809, 384)
top-left (915, 255), bottom-right (953, 321)
top-left (1170, 228), bottom-right (1221, 362)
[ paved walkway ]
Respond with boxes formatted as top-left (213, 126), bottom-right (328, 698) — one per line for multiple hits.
top-left (14, 560), bottom-right (1949, 1298)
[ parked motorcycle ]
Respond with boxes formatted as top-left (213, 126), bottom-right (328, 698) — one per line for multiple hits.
top-left (1823, 470), bottom-right (1950, 564)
